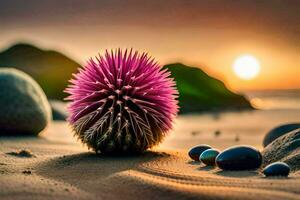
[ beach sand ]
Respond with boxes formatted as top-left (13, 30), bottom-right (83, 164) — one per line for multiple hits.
top-left (1, 109), bottom-right (300, 200)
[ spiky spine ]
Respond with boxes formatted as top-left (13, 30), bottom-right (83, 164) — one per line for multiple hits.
top-left (65, 49), bottom-right (178, 155)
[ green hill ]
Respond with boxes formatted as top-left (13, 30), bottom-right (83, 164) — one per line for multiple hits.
top-left (163, 63), bottom-right (253, 113)
top-left (0, 43), bottom-right (81, 99)
top-left (0, 43), bottom-right (252, 113)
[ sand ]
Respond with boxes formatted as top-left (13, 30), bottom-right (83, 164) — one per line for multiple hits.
top-left (1, 109), bottom-right (300, 200)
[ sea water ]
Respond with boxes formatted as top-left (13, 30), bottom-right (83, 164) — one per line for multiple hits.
top-left (162, 89), bottom-right (300, 150)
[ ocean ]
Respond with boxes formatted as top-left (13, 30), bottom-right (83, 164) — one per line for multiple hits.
top-left (245, 89), bottom-right (300, 110)
top-left (161, 89), bottom-right (300, 150)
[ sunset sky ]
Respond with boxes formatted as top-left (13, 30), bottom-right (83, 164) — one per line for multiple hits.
top-left (1, 0), bottom-right (299, 91)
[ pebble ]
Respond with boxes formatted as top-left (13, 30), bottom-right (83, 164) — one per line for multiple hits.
top-left (216, 145), bottom-right (262, 170)
top-left (263, 162), bottom-right (290, 177)
top-left (188, 145), bottom-right (211, 161)
top-left (200, 149), bottom-right (220, 166)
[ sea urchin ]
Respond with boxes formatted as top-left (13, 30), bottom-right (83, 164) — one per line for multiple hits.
top-left (65, 49), bottom-right (178, 155)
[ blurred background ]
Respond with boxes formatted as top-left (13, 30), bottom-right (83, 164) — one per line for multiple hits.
top-left (0, 0), bottom-right (299, 113)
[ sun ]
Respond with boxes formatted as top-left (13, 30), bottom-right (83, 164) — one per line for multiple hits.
top-left (232, 54), bottom-right (260, 80)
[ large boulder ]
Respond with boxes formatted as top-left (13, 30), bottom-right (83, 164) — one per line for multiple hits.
top-left (263, 123), bottom-right (300, 147)
top-left (262, 128), bottom-right (300, 172)
top-left (0, 68), bottom-right (51, 135)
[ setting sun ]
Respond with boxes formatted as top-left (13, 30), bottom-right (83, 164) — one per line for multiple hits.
top-left (233, 55), bottom-right (260, 80)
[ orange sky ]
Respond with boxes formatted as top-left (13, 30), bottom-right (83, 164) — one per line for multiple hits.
top-left (1, 0), bottom-right (299, 91)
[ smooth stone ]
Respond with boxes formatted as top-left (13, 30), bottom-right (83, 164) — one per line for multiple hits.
top-left (263, 123), bottom-right (300, 147)
top-left (263, 162), bottom-right (290, 177)
top-left (0, 68), bottom-right (51, 135)
top-left (200, 149), bottom-right (220, 166)
top-left (216, 145), bottom-right (262, 170)
top-left (188, 144), bottom-right (211, 161)
top-left (262, 128), bottom-right (300, 171)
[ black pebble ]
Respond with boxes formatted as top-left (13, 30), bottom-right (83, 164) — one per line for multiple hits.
top-left (188, 144), bottom-right (211, 161)
top-left (263, 162), bottom-right (290, 177)
top-left (216, 145), bottom-right (262, 170)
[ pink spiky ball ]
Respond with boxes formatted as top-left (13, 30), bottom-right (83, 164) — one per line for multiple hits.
top-left (65, 49), bottom-right (178, 155)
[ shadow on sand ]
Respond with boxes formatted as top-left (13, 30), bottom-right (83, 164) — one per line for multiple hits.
top-left (214, 170), bottom-right (260, 178)
top-left (187, 160), bottom-right (200, 165)
top-left (197, 165), bottom-right (216, 171)
top-left (36, 151), bottom-right (169, 190)
top-left (0, 135), bottom-right (49, 146)
top-left (0, 134), bottom-right (76, 146)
